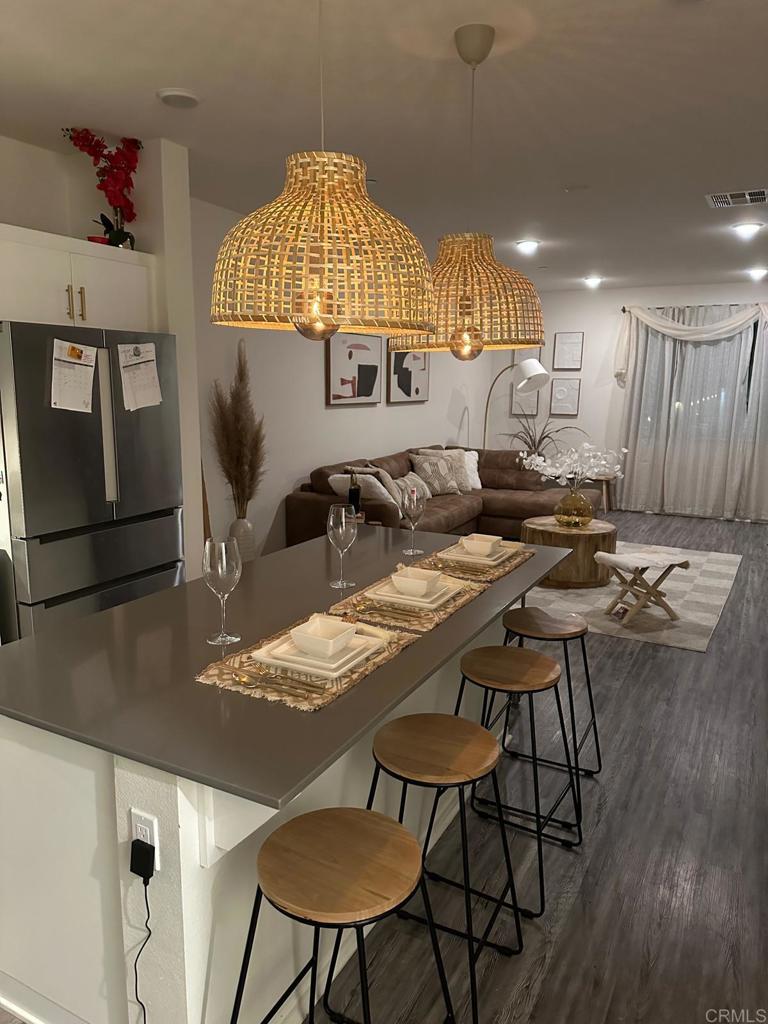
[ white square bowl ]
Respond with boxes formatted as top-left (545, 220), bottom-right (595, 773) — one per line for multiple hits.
top-left (461, 533), bottom-right (503, 558)
top-left (290, 615), bottom-right (356, 659)
top-left (390, 567), bottom-right (443, 598)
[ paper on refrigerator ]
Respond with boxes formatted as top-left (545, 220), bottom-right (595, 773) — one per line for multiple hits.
top-left (51, 338), bottom-right (97, 413)
top-left (118, 343), bottom-right (163, 411)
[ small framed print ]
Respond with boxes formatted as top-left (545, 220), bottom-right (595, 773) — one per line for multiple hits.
top-left (387, 350), bottom-right (430, 403)
top-left (553, 332), bottom-right (584, 371)
top-left (550, 378), bottom-right (581, 416)
top-left (325, 334), bottom-right (383, 406)
top-left (510, 386), bottom-right (539, 417)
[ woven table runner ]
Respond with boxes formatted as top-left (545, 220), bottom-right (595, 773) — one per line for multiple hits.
top-left (416, 543), bottom-right (535, 583)
top-left (328, 571), bottom-right (488, 633)
top-left (196, 616), bottom-right (418, 712)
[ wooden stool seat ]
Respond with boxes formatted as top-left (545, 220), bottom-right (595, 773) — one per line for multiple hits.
top-left (460, 646), bottom-right (560, 693)
top-left (503, 606), bottom-right (588, 641)
top-left (257, 808), bottom-right (422, 925)
top-left (373, 713), bottom-right (499, 787)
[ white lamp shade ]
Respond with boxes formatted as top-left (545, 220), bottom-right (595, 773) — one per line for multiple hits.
top-left (515, 357), bottom-right (549, 394)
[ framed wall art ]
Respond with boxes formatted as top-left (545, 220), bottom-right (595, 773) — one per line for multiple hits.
top-left (325, 334), bottom-right (383, 406)
top-left (550, 377), bottom-right (581, 416)
top-left (552, 332), bottom-right (584, 371)
top-left (387, 350), bottom-right (430, 403)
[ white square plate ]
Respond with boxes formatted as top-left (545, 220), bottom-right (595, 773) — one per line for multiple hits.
top-left (249, 632), bottom-right (384, 680)
top-left (440, 542), bottom-right (520, 566)
top-left (367, 577), bottom-right (461, 610)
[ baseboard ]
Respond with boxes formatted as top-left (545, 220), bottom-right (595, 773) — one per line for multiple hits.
top-left (0, 972), bottom-right (88, 1024)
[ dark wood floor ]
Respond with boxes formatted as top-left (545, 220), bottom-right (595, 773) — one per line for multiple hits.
top-left (318, 512), bottom-right (768, 1024)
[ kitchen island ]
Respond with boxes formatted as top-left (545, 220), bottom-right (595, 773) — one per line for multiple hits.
top-left (0, 526), bottom-right (568, 1024)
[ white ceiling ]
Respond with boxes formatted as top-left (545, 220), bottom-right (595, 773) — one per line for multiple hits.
top-left (3, 0), bottom-right (768, 290)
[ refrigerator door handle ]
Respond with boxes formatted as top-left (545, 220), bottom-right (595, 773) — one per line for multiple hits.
top-left (97, 348), bottom-right (119, 503)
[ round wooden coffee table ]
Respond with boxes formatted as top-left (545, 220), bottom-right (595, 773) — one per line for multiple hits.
top-left (521, 516), bottom-right (617, 588)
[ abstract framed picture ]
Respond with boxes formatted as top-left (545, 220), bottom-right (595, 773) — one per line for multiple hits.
top-left (387, 351), bottom-right (430, 404)
top-left (325, 334), bottom-right (383, 406)
top-left (552, 332), bottom-right (584, 371)
top-left (510, 386), bottom-right (539, 417)
top-left (550, 377), bottom-right (581, 416)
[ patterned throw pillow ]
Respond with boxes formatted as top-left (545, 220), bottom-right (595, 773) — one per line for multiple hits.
top-left (410, 453), bottom-right (461, 496)
top-left (328, 473), bottom-right (398, 506)
top-left (417, 448), bottom-right (478, 493)
top-left (391, 471), bottom-right (432, 510)
top-left (346, 465), bottom-right (402, 506)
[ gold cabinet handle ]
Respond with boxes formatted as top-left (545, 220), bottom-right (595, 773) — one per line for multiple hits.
top-left (78, 286), bottom-right (87, 321)
top-left (66, 284), bottom-right (75, 321)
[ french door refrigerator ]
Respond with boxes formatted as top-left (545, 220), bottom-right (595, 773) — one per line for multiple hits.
top-left (0, 321), bottom-right (185, 641)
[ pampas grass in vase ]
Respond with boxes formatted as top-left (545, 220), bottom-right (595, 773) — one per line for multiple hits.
top-left (209, 340), bottom-right (266, 561)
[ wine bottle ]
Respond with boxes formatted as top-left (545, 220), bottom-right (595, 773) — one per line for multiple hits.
top-left (348, 470), bottom-right (362, 514)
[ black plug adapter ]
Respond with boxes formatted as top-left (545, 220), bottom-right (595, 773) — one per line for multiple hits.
top-left (130, 838), bottom-right (156, 884)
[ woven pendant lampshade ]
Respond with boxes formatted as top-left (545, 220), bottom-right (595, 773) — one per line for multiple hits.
top-left (211, 151), bottom-right (434, 338)
top-left (388, 232), bottom-right (544, 356)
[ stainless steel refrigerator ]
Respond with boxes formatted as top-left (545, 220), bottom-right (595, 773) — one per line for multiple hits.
top-left (0, 321), bottom-right (185, 641)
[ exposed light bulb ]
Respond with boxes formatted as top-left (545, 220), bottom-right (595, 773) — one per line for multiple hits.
top-left (449, 327), bottom-right (483, 361)
top-left (747, 266), bottom-right (768, 281)
top-left (732, 222), bottom-right (763, 241)
top-left (292, 288), bottom-right (339, 341)
top-left (584, 275), bottom-right (602, 289)
top-left (515, 239), bottom-right (539, 256)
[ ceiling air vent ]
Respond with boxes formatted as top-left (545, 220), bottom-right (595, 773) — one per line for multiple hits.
top-left (706, 189), bottom-right (768, 209)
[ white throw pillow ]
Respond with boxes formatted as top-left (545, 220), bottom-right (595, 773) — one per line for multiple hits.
top-left (410, 453), bottom-right (461, 496)
top-left (328, 473), bottom-right (398, 506)
top-left (464, 450), bottom-right (482, 490)
top-left (417, 447), bottom-right (477, 493)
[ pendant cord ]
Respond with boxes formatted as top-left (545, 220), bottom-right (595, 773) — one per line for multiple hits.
top-left (469, 65), bottom-right (477, 222)
top-left (319, 0), bottom-right (326, 150)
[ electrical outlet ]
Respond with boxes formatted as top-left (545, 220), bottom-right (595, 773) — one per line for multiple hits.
top-left (130, 808), bottom-right (160, 871)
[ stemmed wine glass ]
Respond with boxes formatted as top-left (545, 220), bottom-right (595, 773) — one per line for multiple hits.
top-left (327, 504), bottom-right (358, 589)
top-left (203, 537), bottom-right (243, 645)
top-left (402, 489), bottom-right (426, 555)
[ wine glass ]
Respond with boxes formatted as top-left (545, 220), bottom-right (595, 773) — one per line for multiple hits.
top-left (327, 504), bottom-right (358, 589)
top-left (203, 537), bottom-right (243, 645)
top-left (402, 490), bottom-right (425, 555)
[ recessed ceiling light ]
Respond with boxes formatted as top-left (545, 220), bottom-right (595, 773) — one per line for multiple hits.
top-left (156, 88), bottom-right (200, 109)
top-left (584, 275), bottom-right (602, 288)
top-left (732, 222), bottom-right (763, 240)
top-left (747, 266), bottom-right (767, 281)
top-left (516, 239), bottom-right (539, 255)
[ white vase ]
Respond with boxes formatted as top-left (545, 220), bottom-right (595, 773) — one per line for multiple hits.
top-left (228, 518), bottom-right (256, 562)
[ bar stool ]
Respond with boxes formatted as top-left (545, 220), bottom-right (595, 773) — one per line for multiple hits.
top-left (366, 713), bottom-right (522, 1024)
top-left (455, 646), bottom-right (579, 918)
top-left (229, 807), bottom-right (455, 1024)
top-left (502, 607), bottom-right (602, 814)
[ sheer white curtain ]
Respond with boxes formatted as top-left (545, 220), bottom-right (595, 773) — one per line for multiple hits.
top-left (618, 304), bottom-right (768, 520)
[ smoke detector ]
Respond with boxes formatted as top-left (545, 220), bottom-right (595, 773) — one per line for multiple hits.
top-left (157, 88), bottom-right (200, 109)
top-left (706, 189), bottom-right (768, 209)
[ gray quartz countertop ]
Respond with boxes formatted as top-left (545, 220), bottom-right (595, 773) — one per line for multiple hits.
top-left (0, 527), bottom-right (569, 807)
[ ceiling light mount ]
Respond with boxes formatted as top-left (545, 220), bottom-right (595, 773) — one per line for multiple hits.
top-left (732, 222), bottom-right (763, 240)
top-left (747, 266), bottom-right (767, 281)
top-left (584, 275), bottom-right (603, 289)
top-left (453, 24), bottom-right (496, 67)
top-left (516, 239), bottom-right (540, 255)
top-left (156, 88), bottom-right (200, 109)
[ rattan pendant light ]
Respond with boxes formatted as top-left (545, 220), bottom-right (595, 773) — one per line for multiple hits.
top-left (388, 24), bottom-right (544, 359)
top-left (211, 3), bottom-right (433, 340)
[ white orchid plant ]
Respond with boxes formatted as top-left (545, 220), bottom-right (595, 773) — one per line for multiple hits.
top-left (521, 442), bottom-right (627, 491)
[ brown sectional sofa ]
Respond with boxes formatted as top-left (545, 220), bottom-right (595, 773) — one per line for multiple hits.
top-left (285, 445), bottom-right (602, 546)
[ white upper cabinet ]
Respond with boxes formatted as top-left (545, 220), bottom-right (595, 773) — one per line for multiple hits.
top-left (0, 224), bottom-right (157, 332)
top-left (70, 253), bottom-right (151, 331)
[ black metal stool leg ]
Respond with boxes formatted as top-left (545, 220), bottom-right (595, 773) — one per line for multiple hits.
top-left (581, 634), bottom-right (603, 774)
top-left (365, 765), bottom-right (381, 810)
top-left (491, 769), bottom-right (523, 952)
top-left (398, 781), bottom-right (408, 824)
top-left (420, 876), bottom-right (456, 1023)
top-left (230, 887), bottom-right (263, 1024)
top-left (553, 684), bottom-right (582, 846)
top-left (527, 692), bottom-right (546, 918)
top-left (453, 675), bottom-right (467, 715)
top-left (562, 640), bottom-right (583, 821)
top-left (307, 927), bottom-right (320, 1024)
top-left (355, 928), bottom-right (373, 1024)
top-left (458, 788), bottom-right (479, 1024)
top-left (422, 788), bottom-right (444, 856)
top-left (322, 930), bottom-right (353, 1024)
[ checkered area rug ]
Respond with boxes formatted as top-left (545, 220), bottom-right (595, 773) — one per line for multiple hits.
top-left (528, 542), bottom-right (742, 652)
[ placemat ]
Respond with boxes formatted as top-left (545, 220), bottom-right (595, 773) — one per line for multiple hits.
top-left (416, 543), bottom-right (535, 583)
top-left (328, 571), bottom-right (488, 632)
top-left (195, 616), bottom-right (417, 712)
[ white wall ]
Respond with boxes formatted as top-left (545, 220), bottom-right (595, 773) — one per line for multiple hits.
top-left (487, 281), bottom-right (768, 452)
top-left (192, 198), bottom-right (494, 553)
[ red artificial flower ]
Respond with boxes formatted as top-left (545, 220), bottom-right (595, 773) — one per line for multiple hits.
top-left (63, 127), bottom-right (142, 222)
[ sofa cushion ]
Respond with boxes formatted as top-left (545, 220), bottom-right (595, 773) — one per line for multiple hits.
top-left (475, 449), bottom-right (551, 491)
top-left (369, 450), bottom-right (412, 480)
top-left (477, 486), bottom-right (603, 520)
top-left (418, 494), bottom-right (483, 533)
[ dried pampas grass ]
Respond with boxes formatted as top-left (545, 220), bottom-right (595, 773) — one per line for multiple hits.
top-left (209, 340), bottom-right (266, 519)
